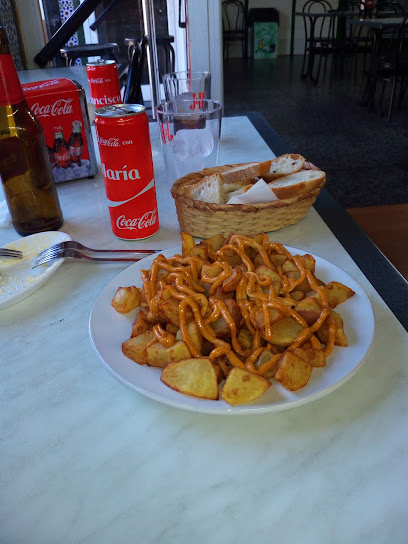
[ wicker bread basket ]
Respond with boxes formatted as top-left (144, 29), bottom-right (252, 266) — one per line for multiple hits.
top-left (171, 162), bottom-right (325, 238)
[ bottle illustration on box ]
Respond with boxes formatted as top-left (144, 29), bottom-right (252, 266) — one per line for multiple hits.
top-left (68, 120), bottom-right (83, 166)
top-left (53, 126), bottom-right (71, 168)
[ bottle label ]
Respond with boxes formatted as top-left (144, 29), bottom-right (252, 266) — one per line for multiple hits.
top-left (0, 55), bottom-right (25, 105)
top-left (70, 146), bottom-right (83, 156)
top-left (0, 137), bottom-right (28, 182)
top-left (54, 151), bottom-right (71, 162)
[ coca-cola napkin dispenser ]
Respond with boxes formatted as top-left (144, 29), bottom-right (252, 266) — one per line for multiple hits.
top-left (22, 78), bottom-right (97, 183)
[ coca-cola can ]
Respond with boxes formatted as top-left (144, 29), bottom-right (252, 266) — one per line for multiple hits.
top-left (95, 104), bottom-right (159, 240)
top-left (86, 60), bottom-right (122, 108)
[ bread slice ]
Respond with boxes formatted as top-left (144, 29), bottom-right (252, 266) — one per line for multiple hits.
top-left (227, 184), bottom-right (253, 199)
top-left (263, 154), bottom-right (306, 182)
top-left (185, 173), bottom-right (225, 204)
top-left (268, 170), bottom-right (325, 199)
top-left (223, 178), bottom-right (257, 194)
top-left (221, 160), bottom-right (271, 184)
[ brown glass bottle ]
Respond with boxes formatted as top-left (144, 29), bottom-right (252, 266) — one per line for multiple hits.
top-left (0, 27), bottom-right (63, 236)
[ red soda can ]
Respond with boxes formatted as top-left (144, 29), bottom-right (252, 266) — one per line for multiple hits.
top-left (95, 104), bottom-right (159, 240)
top-left (86, 60), bottom-right (122, 108)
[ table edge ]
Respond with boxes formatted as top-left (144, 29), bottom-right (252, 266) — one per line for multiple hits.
top-left (245, 112), bottom-right (408, 332)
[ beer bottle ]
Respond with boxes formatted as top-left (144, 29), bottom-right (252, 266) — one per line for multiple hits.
top-left (0, 27), bottom-right (63, 236)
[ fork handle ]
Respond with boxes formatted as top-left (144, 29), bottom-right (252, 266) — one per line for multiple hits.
top-left (83, 247), bottom-right (157, 254)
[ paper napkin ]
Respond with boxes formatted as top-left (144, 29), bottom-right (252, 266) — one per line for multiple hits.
top-left (226, 179), bottom-right (278, 205)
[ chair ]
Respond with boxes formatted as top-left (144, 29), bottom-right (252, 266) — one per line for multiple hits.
top-left (300, 0), bottom-right (337, 83)
top-left (222, 0), bottom-right (248, 61)
top-left (123, 36), bottom-right (148, 105)
top-left (337, 1), bottom-right (372, 78)
top-left (60, 42), bottom-right (119, 66)
top-left (373, 1), bottom-right (406, 17)
top-left (372, 15), bottom-right (408, 121)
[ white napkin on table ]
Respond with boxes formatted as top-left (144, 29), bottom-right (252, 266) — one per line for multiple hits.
top-left (226, 178), bottom-right (278, 205)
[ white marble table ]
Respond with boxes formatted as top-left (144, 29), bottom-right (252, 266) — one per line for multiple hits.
top-left (1, 69), bottom-right (408, 544)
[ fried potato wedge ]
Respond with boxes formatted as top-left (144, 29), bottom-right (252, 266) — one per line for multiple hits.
top-left (294, 347), bottom-right (326, 367)
top-left (176, 321), bottom-right (203, 352)
top-left (131, 310), bottom-right (149, 337)
top-left (317, 310), bottom-right (348, 347)
top-left (274, 351), bottom-right (313, 391)
top-left (210, 298), bottom-right (241, 339)
top-left (161, 358), bottom-right (219, 400)
top-left (295, 296), bottom-right (323, 326)
top-left (268, 317), bottom-right (304, 346)
top-left (111, 286), bottom-right (141, 313)
top-left (221, 367), bottom-right (271, 405)
top-left (325, 281), bottom-right (355, 309)
top-left (204, 233), bottom-right (226, 252)
top-left (146, 341), bottom-right (191, 368)
top-left (122, 331), bottom-right (157, 364)
top-left (181, 232), bottom-right (195, 256)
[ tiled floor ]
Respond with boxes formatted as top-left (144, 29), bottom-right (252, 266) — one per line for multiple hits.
top-left (223, 55), bottom-right (408, 209)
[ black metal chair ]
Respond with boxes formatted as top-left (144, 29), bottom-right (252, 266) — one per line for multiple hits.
top-left (300, 0), bottom-right (337, 83)
top-left (336, 1), bottom-right (372, 79)
top-left (371, 14), bottom-right (408, 120)
top-left (123, 36), bottom-right (148, 105)
top-left (60, 42), bottom-right (119, 65)
top-left (222, 0), bottom-right (248, 61)
top-left (373, 1), bottom-right (406, 17)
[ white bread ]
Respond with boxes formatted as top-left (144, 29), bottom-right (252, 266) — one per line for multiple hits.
top-left (221, 160), bottom-right (271, 184)
top-left (263, 154), bottom-right (306, 182)
top-left (185, 173), bottom-right (225, 204)
top-left (227, 184), bottom-right (253, 199)
top-left (223, 178), bottom-right (258, 194)
top-left (267, 170), bottom-right (325, 199)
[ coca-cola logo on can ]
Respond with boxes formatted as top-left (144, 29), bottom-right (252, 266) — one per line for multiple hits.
top-left (31, 98), bottom-right (73, 118)
top-left (98, 136), bottom-right (120, 147)
top-left (116, 210), bottom-right (157, 231)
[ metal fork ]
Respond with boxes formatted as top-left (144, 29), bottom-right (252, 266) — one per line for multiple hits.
top-left (33, 241), bottom-right (157, 268)
top-left (0, 248), bottom-right (23, 259)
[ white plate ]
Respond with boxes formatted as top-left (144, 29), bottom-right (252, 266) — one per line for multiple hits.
top-left (0, 231), bottom-right (71, 310)
top-left (89, 245), bottom-right (375, 415)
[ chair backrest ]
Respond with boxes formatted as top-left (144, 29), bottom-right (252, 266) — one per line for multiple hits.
top-left (374, 1), bottom-right (405, 17)
top-left (302, 0), bottom-right (336, 43)
top-left (376, 12), bottom-right (408, 62)
top-left (303, 0), bottom-right (333, 13)
top-left (222, 0), bottom-right (246, 33)
top-left (396, 14), bottom-right (408, 65)
top-left (342, 1), bottom-right (368, 15)
top-left (123, 36), bottom-right (148, 105)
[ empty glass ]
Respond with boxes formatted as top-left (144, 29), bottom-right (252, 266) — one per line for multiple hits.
top-left (162, 71), bottom-right (211, 102)
top-left (156, 98), bottom-right (222, 184)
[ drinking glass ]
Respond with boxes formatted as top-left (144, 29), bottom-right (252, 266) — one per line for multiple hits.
top-left (156, 99), bottom-right (222, 185)
top-left (162, 71), bottom-right (211, 102)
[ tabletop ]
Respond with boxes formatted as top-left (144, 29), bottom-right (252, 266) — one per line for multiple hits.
top-left (1, 68), bottom-right (408, 543)
top-left (349, 16), bottom-right (407, 29)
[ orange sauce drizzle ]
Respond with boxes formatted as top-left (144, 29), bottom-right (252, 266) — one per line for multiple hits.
top-left (153, 324), bottom-right (175, 347)
top-left (143, 235), bottom-right (339, 377)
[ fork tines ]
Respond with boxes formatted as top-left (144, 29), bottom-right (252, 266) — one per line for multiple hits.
top-left (33, 246), bottom-right (65, 268)
top-left (0, 248), bottom-right (23, 258)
